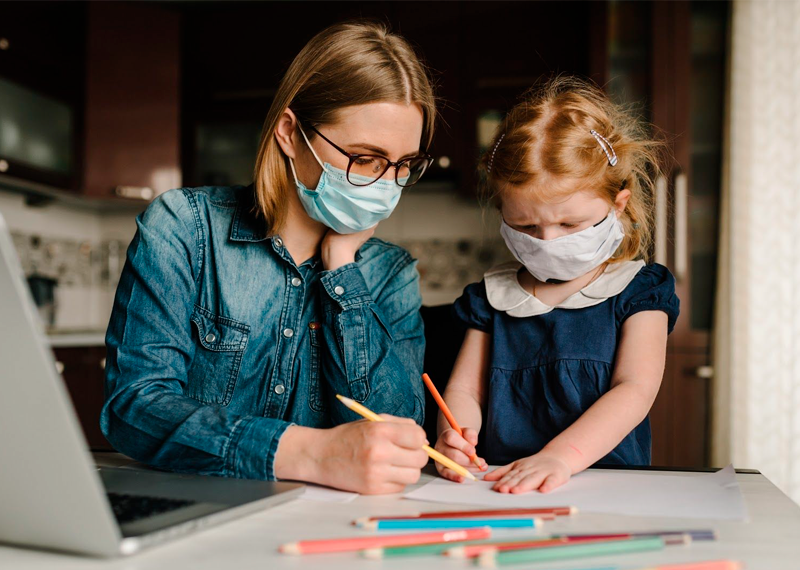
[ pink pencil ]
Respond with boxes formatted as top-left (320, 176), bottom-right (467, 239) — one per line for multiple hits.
top-left (279, 527), bottom-right (491, 555)
top-left (638, 561), bottom-right (742, 570)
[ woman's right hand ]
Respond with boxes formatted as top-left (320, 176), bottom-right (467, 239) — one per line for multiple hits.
top-left (274, 416), bottom-right (429, 495)
top-left (434, 427), bottom-right (487, 482)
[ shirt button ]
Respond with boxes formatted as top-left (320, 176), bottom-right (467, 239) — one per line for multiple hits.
top-left (274, 236), bottom-right (283, 248)
top-left (283, 328), bottom-right (294, 338)
top-left (274, 384), bottom-right (285, 395)
top-left (291, 277), bottom-right (302, 287)
top-left (334, 285), bottom-right (345, 296)
top-left (205, 333), bottom-right (216, 343)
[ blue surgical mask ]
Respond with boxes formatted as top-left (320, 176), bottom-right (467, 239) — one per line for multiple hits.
top-left (289, 125), bottom-right (403, 234)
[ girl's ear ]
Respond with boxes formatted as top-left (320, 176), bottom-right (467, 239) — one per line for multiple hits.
top-left (274, 108), bottom-right (300, 159)
top-left (615, 188), bottom-right (632, 215)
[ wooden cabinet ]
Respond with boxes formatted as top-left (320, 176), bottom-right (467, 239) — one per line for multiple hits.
top-left (53, 346), bottom-right (112, 451)
top-left (594, 0), bottom-right (729, 468)
top-left (0, 3), bottom-right (85, 190)
top-left (82, 3), bottom-right (181, 199)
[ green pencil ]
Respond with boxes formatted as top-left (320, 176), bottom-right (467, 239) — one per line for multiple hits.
top-left (362, 542), bottom-right (471, 558)
top-left (476, 536), bottom-right (665, 567)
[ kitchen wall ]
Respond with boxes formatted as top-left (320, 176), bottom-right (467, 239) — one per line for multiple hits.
top-left (1, 186), bottom-right (511, 333)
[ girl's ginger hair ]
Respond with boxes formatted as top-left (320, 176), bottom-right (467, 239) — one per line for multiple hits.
top-left (480, 76), bottom-right (665, 263)
top-left (253, 21), bottom-right (436, 233)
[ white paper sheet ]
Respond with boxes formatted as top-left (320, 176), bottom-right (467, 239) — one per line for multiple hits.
top-left (299, 484), bottom-right (359, 503)
top-left (405, 465), bottom-right (747, 520)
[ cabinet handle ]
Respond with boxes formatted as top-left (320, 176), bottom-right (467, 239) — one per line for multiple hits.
top-left (55, 361), bottom-right (65, 374)
top-left (0, 38), bottom-right (9, 51)
top-left (100, 358), bottom-right (106, 370)
top-left (654, 174), bottom-right (668, 266)
top-left (695, 365), bottom-right (714, 379)
top-left (674, 170), bottom-right (688, 282)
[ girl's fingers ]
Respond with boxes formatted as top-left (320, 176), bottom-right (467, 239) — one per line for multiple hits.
top-left (511, 471), bottom-right (548, 494)
top-left (462, 427), bottom-right (480, 447)
top-left (484, 463), bottom-right (514, 481)
top-left (441, 429), bottom-right (476, 457)
top-left (435, 463), bottom-right (465, 483)
top-left (539, 472), bottom-right (568, 493)
top-left (494, 469), bottom-right (528, 492)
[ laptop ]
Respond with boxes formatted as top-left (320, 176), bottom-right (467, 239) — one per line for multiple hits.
top-left (0, 211), bottom-right (304, 557)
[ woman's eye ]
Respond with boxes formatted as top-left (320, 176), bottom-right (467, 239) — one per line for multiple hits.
top-left (354, 157), bottom-right (376, 166)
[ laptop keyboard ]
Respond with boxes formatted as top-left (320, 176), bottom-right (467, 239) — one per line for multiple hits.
top-left (107, 492), bottom-right (197, 524)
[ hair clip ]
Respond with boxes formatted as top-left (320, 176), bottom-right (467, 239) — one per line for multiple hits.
top-left (487, 133), bottom-right (505, 173)
top-left (589, 129), bottom-right (618, 167)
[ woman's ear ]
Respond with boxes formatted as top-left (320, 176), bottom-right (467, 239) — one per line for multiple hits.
top-left (615, 188), bottom-right (632, 215)
top-left (274, 108), bottom-right (300, 159)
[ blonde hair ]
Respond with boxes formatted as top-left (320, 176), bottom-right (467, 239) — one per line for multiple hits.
top-left (480, 76), bottom-right (664, 263)
top-left (253, 21), bottom-right (436, 232)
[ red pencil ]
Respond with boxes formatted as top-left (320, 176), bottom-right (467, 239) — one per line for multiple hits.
top-left (422, 373), bottom-right (484, 470)
top-left (279, 527), bottom-right (492, 555)
top-left (354, 506), bottom-right (576, 526)
top-left (445, 533), bottom-right (691, 558)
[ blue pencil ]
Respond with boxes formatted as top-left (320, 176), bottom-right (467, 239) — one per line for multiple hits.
top-left (362, 517), bottom-right (543, 531)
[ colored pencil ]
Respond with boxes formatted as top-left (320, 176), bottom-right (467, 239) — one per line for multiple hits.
top-left (362, 517), bottom-right (543, 531)
top-left (422, 372), bottom-right (484, 470)
top-left (362, 542), bottom-right (485, 559)
top-left (279, 527), bottom-right (491, 555)
top-left (561, 530), bottom-right (716, 542)
top-left (477, 536), bottom-right (666, 567)
top-left (354, 506), bottom-right (576, 526)
top-left (637, 562), bottom-right (742, 570)
top-left (448, 533), bottom-right (690, 558)
top-left (355, 512), bottom-right (556, 527)
top-left (335, 394), bottom-right (477, 481)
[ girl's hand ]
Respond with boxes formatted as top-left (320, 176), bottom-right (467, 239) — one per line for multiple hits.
top-left (484, 451), bottom-right (571, 494)
top-left (321, 226), bottom-right (376, 270)
top-left (433, 427), bottom-right (488, 482)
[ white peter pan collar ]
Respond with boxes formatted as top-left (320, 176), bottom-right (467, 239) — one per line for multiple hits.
top-left (484, 259), bottom-right (646, 317)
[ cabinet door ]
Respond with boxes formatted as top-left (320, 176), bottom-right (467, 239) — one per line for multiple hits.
top-left (54, 346), bottom-right (112, 450)
top-left (602, 0), bottom-right (727, 467)
top-left (0, 3), bottom-right (85, 190)
top-left (82, 3), bottom-right (181, 198)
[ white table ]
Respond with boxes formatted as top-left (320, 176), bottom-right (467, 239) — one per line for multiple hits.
top-left (2, 463), bottom-right (799, 569)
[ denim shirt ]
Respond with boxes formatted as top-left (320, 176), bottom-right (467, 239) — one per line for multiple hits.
top-left (101, 185), bottom-right (425, 481)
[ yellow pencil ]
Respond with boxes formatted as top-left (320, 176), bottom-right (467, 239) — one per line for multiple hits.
top-left (335, 394), bottom-right (477, 481)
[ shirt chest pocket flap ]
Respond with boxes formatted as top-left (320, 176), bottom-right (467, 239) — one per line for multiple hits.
top-left (188, 305), bottom-right (250, 406)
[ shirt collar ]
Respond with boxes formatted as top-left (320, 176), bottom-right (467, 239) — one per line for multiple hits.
top-left (230, 185), bottom-right (271, 242)
top-left (484, 259), bottom-right (646, 317)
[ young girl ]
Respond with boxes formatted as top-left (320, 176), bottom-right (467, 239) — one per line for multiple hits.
top-left (435, 77), bottom-right (679, 494)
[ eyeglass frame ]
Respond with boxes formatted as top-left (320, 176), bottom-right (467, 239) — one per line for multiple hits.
top-left (296, 118), bottom-right (434, 187)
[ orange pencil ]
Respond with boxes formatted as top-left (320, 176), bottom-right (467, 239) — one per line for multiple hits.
top-left (422, 373), bottom-right (484, 470)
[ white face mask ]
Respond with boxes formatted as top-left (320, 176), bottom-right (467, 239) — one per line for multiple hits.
top-left (500, 211), bottom-right (625, 283)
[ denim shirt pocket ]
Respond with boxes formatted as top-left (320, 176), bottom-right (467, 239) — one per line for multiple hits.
top-left (308, 321), bottom-right (328, 412)
top-left (187, 305), bottom-right (249, 406)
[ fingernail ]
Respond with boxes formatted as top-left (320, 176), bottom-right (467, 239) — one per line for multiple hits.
top-left (424, 439), bottom-right (430, 446)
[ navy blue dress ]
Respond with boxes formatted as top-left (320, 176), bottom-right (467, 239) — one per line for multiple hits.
top-left (453, 262), bottom-right (680, 466)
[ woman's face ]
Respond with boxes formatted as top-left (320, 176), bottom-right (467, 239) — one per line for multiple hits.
top-left (288, 102), bottom-right (424, 190)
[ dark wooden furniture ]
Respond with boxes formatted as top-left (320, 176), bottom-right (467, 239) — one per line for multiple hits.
top-left (53, 346), bottom-right (112, 451)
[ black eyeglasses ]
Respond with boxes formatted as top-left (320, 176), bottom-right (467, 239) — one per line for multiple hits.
top-left (298, 121), bottom-right (433, 188)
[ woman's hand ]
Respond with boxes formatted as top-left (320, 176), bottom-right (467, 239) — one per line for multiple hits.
top-left (483, 451), bottom-right (571, 494)
top-left (274, 415), bottom-right (428, 495)
top-left (433, 427), bottom-right (487, 482)
top-left (321, 226), bottom-right (376, 271)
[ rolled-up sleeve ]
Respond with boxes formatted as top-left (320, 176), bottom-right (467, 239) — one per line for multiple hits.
top-left (317, 251), bottom-right (425, 425)
top-left (100, 189), bottom-right (290, 480)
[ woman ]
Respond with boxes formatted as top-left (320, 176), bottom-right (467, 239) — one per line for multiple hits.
top-left (101, 21), bottom-right (436, 494)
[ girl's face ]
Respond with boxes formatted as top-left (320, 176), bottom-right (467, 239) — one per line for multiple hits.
top-left (501, 184), bottom-right (631, 240)
top-left (284, 102), bottom-right (424, 190)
